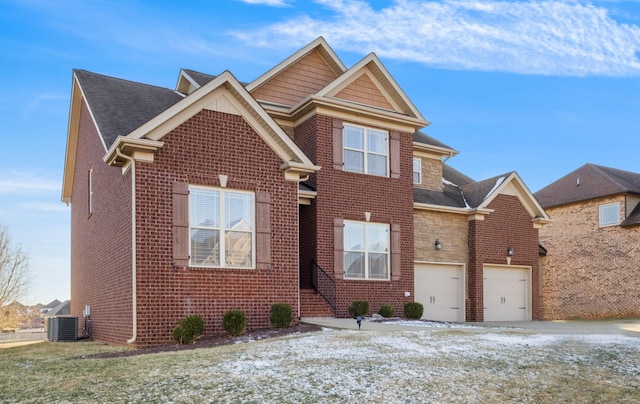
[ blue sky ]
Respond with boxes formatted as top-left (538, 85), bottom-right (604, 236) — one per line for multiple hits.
top-left (1, 0), bottom-right (639, 305)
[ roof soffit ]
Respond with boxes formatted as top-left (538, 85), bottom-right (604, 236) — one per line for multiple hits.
top-left (125, 71), bottom-right (318, 172)
top-left (61, 74), bottom-right (107, 203)
top-left (176, 70), bottom-right (200, 94)
top-left (287, 95), bottom-right (428, 134)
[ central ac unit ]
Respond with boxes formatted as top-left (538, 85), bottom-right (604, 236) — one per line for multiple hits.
top-left (47, 317), bottom-right (78, 342)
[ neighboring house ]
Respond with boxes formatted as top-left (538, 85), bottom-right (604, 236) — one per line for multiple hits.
top-left (62, 37), bottom-right (548, 347)
top-left (41, 300), bottom-right (71, 318)
top-left (535, 163), bottom-right (640, 320)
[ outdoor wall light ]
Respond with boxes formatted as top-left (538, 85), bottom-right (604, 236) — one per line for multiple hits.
top-left (507, 246), bottom-right (514, 256)
top-left (435, 239), bottom-right (442, 250)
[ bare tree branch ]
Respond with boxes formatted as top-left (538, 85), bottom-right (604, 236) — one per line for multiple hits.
top-left (0, 226), bottom-right (30, 307)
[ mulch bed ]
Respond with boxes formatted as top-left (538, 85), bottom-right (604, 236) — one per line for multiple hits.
top-left (82, 323), bottom-right (323, 359)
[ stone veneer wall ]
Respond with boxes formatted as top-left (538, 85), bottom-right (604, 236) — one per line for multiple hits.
top-left (414, 210), bottom-right (468, 264)
top-left (540, 195), bottom-right (640, 319)
top-left (414, 156), bottom-right (443, 191)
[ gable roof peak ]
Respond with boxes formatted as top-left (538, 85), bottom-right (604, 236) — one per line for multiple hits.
top-left (316, 50), bottom-right (427, 124)
top-left (246, 36), bottom-right (347, 93)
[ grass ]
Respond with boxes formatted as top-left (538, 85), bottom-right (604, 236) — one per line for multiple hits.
top-left (1, 329), bottom-right (639, 403)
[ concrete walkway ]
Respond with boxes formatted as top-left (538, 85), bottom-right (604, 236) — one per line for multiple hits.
top-left (301, 317), bottom-right (640, 337)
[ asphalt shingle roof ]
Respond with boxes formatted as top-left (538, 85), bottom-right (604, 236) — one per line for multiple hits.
top-left (75, 69), bottom-right (183, 149)
top-left (460, 173), bottom-right (513, 208)
top-left (413, 164), bottom-right (511, 209)
top-left (413, 131), bottom-right (456, 152)
top-left (534, 163), bottom-right (640, 208)
top-left (181, 69), bottom-right (216, 87)
top-left (622, 203), bottom-right (640, 227)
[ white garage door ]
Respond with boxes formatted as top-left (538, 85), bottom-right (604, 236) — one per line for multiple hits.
top-left (483, 266), bottom-right (530, 321)
top-left (414, 263), bottom-right (464, 322)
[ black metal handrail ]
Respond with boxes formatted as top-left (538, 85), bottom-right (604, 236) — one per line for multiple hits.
top-left (311, 260), bottom-right (336, 314)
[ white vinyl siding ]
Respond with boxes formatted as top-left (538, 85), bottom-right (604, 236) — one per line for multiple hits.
top-left (189, 186), bottom-right (255, 268)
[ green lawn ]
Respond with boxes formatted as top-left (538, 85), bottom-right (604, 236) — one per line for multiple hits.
top-left (1, 329), bottom-right (639, 403)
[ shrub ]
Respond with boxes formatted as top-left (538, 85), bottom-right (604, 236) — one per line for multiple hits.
top-left (270, 303), bottom-right (292, 328)
top-left (222, 310), bottom-right (246, 337)
top-left (348, 300), bottom-right (369, 318)
top-left (404, 302), bottom-right (424, 320)
top-left (378, 303), bottom-right (395, 318)
top-left (172, 315), bottom-right (205, 344)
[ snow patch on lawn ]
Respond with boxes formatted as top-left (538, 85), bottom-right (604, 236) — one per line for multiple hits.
top-left (370, 318), bottom-right (483, 329)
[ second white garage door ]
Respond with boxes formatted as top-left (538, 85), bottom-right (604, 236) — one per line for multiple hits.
top-left (414, 263), bottom-right (465, 322)
top-left (483, 266), bottom-right (530, 321)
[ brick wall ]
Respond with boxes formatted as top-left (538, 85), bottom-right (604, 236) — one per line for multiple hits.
top-left (295, 114), bottom-right (415, 318)
top-left (540, 195), bottom-right (640, 319)
top-left (467, 194), bottom-right (541, 321)
top-left (130, 109), bottom-right (300, 346)
top-left (70, 102), bottom-right (133, 344)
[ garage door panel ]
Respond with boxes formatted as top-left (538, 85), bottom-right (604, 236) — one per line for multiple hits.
top-left (415, 264), bottom-right (464, 322)
top-left (483, 266), bottom-right (530, 322)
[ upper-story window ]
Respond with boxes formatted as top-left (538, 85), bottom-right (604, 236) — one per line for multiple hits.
top-left (599, 202), bottom-right (620, 227)
top-left (413, 158), bottom-right (422, 184)
top-left (189, 186), bottom-right (255, 268)
top-left (343, 124), bottom-right (388, 177)
top-left (344, 221), bottom-right (390, 280)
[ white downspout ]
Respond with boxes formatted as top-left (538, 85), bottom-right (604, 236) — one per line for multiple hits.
top-left (115, 147), bottom-right (137, 344)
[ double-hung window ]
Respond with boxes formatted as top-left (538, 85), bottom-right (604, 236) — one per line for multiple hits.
top-left (599, 203), bottom-right (620, 227)
top-left (189, 186), bottom-right (255, 268)
top-left (413, 158), bottom-right (421, 184)
top-left (343, 124), bottom-right (388, 176)
top-left (344, 221), bottom-right (390, 280)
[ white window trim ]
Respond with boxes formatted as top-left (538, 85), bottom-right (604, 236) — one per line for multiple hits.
top-left (343, 123), bottom-right (389, 177)
top-left (599, 202), bottom-right (621, 227)
top-left (413, 157), bottom-right (422, 184)
top-left (88, 168), bottom-right (93, 216)
top-left (343, 220), bottom-right (390, 281)
top-left (188, 185), bottom-right (256, 269)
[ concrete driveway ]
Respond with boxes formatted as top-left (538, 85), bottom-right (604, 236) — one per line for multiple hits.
top-left (301, 317), bottom-right (640, 337)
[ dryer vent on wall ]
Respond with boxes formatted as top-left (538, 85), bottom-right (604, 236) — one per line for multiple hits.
top-left (47, 317), bottom-right (78, 342)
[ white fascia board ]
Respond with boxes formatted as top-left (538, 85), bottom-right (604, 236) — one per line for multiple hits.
top-left (413, 141), bottom-right (459, 158)
top-left (317, 53), bottom-right (426, 122)
top-left (479, 172), bottom-right (552, 221)
top-left (296, 95), bottom-right (429, 130)
top-left (413, 202), bottom-right (493, 216)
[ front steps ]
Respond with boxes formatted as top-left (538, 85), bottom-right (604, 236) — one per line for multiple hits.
top-left (299, 288), bottom-right (334, 317)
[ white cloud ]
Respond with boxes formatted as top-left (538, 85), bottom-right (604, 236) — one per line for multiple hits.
top-left (231, 0), bottom-right (640, 76)
top-left (239, 0), bottom-right (292, 6)
top-left (0, 171), bottom-right (60, 194)
top-left (21, 93), bottom-right (68, 121)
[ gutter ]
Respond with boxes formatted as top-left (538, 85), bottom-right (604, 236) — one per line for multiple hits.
top-left (114, 147), bottom-right (137, 345)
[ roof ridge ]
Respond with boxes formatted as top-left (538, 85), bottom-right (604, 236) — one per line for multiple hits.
top-left (588, 163), bottom-right (634, 192)
top-left (75, 69), bottom-right (172, 92)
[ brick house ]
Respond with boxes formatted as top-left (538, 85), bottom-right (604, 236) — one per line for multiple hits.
top-left (535, 163), bottom-right (640, 320)
top-left (62, 37), bottom-right (548, 346)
